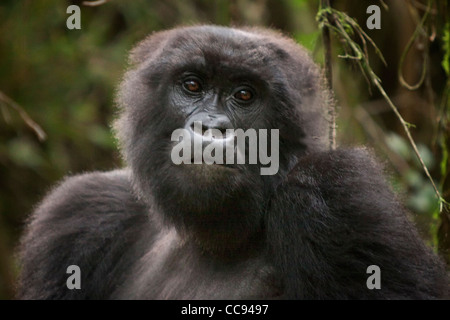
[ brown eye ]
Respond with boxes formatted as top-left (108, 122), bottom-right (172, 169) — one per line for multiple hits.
top-left (183, 79), bottom-right (201, 93)
top-left (234, 89), bottom-right (253, 102)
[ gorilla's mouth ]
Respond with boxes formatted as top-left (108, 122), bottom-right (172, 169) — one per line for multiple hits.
top-left (188, 156), bottom-right (238, 170)
top-left (170, 124), bottom-right (280, 175)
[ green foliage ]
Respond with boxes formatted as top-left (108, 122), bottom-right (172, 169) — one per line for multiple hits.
top-left (295, 30), bottom-right (320, 52)
top-left (387, 133), bottom-right (438, 213)
top-left (386, 133), bottom-right (440, 247)
top-left (442, 22), bottom-right (450, 76)
top-left (7, 138), bottom-right (46, 169)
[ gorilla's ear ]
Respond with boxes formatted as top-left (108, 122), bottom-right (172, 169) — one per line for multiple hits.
top-left (128, 30), bottom-right (171, 66)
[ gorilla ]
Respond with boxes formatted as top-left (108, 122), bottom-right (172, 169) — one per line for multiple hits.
top-left (18, 25), bottom-right (448, 299)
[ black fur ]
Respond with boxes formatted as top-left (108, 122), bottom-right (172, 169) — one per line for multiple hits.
top-left (18, 25), bottom-right (448, 299)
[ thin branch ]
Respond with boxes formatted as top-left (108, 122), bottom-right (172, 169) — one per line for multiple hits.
top-left (320, 0), bottom-right (336, 150)
top-left (0, 91), bottom-right (47, 141)
top-left (355, 105), bottom-right (410, 175)
top-left (317, 7), bottom-right (448, 211)
top-left (397, 0), bottom-right (431, 91)
top-left (82, 0), bottom-right (110, 7)
top-left (372, 74), bottom-right (441, 198)
top-left (379, 0), bottom-right (389, 11)
top-left (411, 0), bottom-right (437, 14)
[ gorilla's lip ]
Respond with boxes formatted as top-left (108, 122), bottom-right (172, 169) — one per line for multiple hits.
top-left (187, 155), bottom-right (235, 168)
top-left (180, 158), bottom-right (238, 171)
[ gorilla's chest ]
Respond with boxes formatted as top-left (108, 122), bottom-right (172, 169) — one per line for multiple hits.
top-left (113, 229), bottom-right (282, 299)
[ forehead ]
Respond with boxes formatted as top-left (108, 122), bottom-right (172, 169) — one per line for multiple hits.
top-left (160, 26), bottom-right (286, 76)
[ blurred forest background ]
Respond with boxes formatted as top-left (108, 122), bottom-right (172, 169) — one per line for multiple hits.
top-left (0, 0), bottom-right (449, 299)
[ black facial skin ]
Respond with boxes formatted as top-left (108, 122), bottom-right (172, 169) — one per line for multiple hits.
top-left (17, 25), bottom-right (448, 300)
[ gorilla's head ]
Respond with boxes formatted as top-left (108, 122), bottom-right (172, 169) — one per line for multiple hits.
top-left (115, 25), bottom-right (328, 252)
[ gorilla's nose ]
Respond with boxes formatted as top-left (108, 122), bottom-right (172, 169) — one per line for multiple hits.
top-left (184, 113), bottom-right (235, 164)
top-left (186, 113), bottom-right (233, 136)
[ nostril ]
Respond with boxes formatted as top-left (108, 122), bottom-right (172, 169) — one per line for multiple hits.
top-left (210, 115), bottom-right (233, 135)
top-left (215, 127), bottom-right (227, 136)
top-left (190, 121), bottom-right (208, 135)
top-left (209, 122), bottom-right (232, 137)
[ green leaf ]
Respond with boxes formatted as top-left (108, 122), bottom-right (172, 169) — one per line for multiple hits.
top-left (7, 138), bottom-right (45, 168)
top-left (442, 22), bottom-right (450, 76)
top-left (295, 31), bottom-right (320, 52)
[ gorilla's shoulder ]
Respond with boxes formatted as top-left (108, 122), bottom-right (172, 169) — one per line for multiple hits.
top-left (18, 170), bottom-right (150, 299)
top-left (280, 147), bottom-right (395, 210)
top-left (287, 147), bottom-right (384, 185)
top-left (29, 169), bottom-right (148, 227)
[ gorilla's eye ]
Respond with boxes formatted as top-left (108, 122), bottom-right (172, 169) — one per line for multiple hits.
top-left (234, 89), bottom-right (254, 102)
top-left (183, 79), bottom-right (202, 93)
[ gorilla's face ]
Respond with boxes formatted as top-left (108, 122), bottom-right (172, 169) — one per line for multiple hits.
top-left (167, 49), bottom-right (271, 176)
top-left (115, 26), bottom-right (327, 251)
